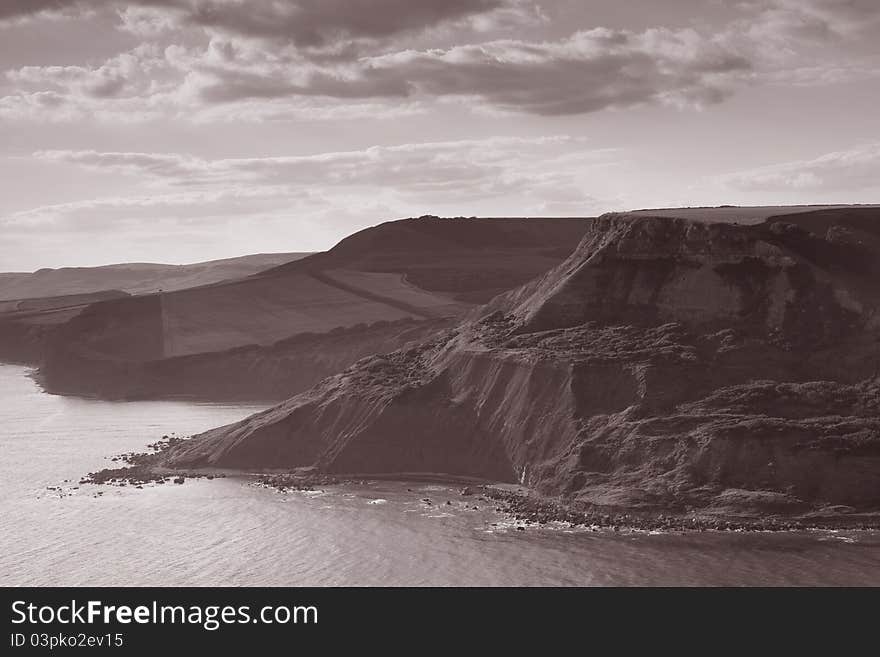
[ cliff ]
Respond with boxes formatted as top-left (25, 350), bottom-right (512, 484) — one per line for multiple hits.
top-left (154, 207), bottom-right (880, 519)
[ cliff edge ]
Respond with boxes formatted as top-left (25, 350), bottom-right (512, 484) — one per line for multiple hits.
top-left (151, 208), bottom-right (880, 519)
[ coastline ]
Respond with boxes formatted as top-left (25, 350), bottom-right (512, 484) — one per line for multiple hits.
top-left (4, 300), bottom-right (879, 587)
top-left (80, 448), bottom-right (880, 533)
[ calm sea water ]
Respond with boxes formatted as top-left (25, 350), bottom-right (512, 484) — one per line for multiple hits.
top-left (1, 362), bottom-right (879, 586)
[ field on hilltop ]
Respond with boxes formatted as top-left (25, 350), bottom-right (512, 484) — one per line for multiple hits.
top-left (160, 269), bottom-right (465, 358)
top-left (625, 204), bottom-right (880, 224)
top-left (321, 269), bottom-right (465, 315)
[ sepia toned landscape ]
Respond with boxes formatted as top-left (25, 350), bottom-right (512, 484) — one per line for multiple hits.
top-left (2, 1), bottom-right (879, 587)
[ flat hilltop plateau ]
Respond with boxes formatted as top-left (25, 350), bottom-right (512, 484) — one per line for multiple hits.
top-left (130, 206), bottom-right (880, 526)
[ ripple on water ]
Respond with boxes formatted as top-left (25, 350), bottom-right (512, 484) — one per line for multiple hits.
top-left (1, 363), bottom-right (880, 586)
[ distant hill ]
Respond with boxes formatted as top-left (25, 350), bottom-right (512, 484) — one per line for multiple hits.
top-left (1, 216), bottom-right (591, 400)
top-left (0, 290), bottom-right (129, 316)
top-left (267, 216), bottom-right (587, 303)
top-left (0, 252), bottom-right (309, 301)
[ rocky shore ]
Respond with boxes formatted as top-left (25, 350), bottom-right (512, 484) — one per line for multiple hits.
top-left (254, 472), bottom-right (341, 492)
top-left (80, 435), bottom-right (880, 532)
top-left (80, 434), bottom-right (227, 487)
top-left (470, 486), bottom-right (880, 532)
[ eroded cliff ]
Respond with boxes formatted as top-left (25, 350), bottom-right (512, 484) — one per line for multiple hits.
top-left (151, 209), bottom-right (880, 518)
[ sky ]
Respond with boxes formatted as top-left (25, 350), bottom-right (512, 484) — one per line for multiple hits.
top-left (1, 0), bottom-right (879, 271)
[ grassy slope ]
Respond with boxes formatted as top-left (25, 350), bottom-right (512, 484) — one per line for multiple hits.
top-left (55, 217), bottom-right (592, 361)
top-left (159, 272), bottom-right (442, 358)
top-left (0, 252), bottom-right (309, 301)
top-left (2, 217), bottom-right (591, 401)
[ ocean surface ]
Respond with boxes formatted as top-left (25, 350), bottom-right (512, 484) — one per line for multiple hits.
top-left (1, 362), bottom-right (879, 587)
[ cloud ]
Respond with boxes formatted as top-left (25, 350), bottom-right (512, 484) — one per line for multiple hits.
top-left (0, 1), bottom-right (76, 22)
top-left (8, 44), bottom-right (167, 99)
top-left (716, 142), bottom-right (880, 193)
top-left (116, 5), bottom-right (178, 37)
top-left (35, 149), bottom-right (208, 179)
top-left (767, 0), bottom-right (880, 38)
top-left (1, 185), bottom-right (302, 231)
top-left (136, 25), bottom-right (753, 116)
top-left (5, 136), bottom-right (618, 270)
top-left (362, 28), bottom-right (751, 115)
top-left (732, 0), bottom-right (880, 70)
top-left (34, 136), bottom-right (605, 194)
top-left (2, 0), bottom-right (877, 123)
top-left (1, 1), bottom-right (535, 49)
top-left (0, 1), bottom-right (752, 120)
top-left (14, 136), bottom-right (615, 237)
top-left (171, 0), bottom-right (522, 49)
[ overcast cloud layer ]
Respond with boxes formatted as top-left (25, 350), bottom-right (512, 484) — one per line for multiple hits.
top-left (1, 0), bottom-right (878, 269)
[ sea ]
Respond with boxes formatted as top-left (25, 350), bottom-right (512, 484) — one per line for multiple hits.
top-left (1, 362), bottom-right (879, 587)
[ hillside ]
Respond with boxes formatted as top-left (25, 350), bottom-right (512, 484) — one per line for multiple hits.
top-left (0, 252), bottom-right (307, 301)
top-left (4, 216), bottom-right (589, 400)
top-left (0, 290), bottom-right (131, 364)
top-left (0, 253), bottom-right (305, 365)
top-left (265, 215), bottom-right (589, 302)
top-left (151, 206), bottom-right (880, 523)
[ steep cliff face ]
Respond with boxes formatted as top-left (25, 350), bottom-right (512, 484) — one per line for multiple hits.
top-left (157, 209), bottom-right (880, 515)
top-left (494, 213), bottom-right (877, 341)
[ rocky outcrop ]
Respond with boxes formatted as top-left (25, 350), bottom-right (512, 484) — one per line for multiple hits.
top-left (153, 208), bottom-right (880, 519)
top-left (492, 212), bottom-right (877, 341)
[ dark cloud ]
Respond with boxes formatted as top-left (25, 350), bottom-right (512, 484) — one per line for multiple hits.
top-left (374, 33), bottom-right (751, 115)
top-left (194, 66), bottom-right (411, 104)
top-left (178, 0), bottom-right (509, 48)
top-left (189, 28), bottom-right (752, 115)
top-left (1, 0), bottom-right (520, 49)
top-left (2, 21), bottom-right (753, 118)
top-left (2, 0), bottom-right (875, 121)
top-left (0, 0), bottom-right (74, 20)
